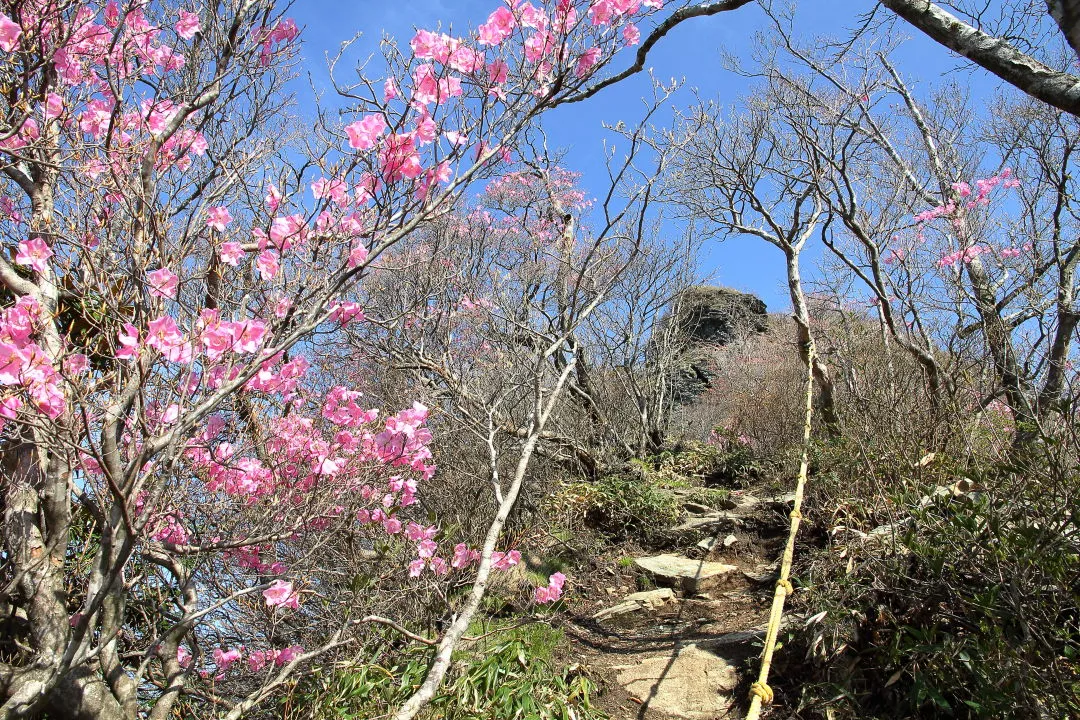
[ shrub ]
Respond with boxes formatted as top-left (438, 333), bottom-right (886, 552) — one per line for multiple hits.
top-left (783, 445), bottom-right (1080, 719)
top-left (567, 470), bottom-right (681, 544)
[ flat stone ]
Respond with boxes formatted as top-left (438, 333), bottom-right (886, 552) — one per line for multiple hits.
top-left (615, 644), bottom-right (738, 719)
top-left (675, 513), bottom-right (740, 533)
top-left (634, 554), bottom-right (739, 594)
top-left (593, 588), bottom-right (678, 620)
top-left (682, 501), bottom-right (715, 516)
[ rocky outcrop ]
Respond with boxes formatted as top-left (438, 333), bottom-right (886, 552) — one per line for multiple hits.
top-left (671, 286), bottom-right (768, 402)
top-left (675, 286), bottom-right (768, 346)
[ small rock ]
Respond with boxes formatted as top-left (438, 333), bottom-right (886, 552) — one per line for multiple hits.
top-left (634, 554), bottom-right (739, 594)
top-left (696, 533), bottom-right (739, 552)
top-left (593, 588), bottom-right (677, 620)
top-left (682, 501), bottom-right (714, 516)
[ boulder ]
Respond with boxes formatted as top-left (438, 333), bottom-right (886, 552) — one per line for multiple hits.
top-left (615, 644), bottom-right (739, 719)
top-left (634, 554), bottom-right (739, 594)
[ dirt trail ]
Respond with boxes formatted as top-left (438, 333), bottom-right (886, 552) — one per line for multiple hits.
top-left (560, 487), bottom-right (795, 720)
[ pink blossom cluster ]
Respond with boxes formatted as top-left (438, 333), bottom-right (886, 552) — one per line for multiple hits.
top-left (951, 168), bottom-right (1020, 208)
top-left (0, 296), bottom-right (68, 423)
top-left (224, 546), bottom-right (287, 575)
top-left (248, 645), bottom-right (304, 672)
top-left (938, 244), bottom-right (989, 268)
top-left (534, 571), bottom-right (567, 603)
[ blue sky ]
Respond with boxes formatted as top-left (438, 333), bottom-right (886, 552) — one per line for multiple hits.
top-left (289, 1), bottom-right (999, 312)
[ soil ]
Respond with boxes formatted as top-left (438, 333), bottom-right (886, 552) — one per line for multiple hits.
top-left (556, 486), bottom-right (795, 720)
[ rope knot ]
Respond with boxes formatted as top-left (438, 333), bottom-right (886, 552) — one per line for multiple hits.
top-left (777, 579), bottom-right (794, 595)
top-left (749, 681), bottom-right (774, 705)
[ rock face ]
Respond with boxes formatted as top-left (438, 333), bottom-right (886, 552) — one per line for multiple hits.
top-left (634, 554), bottom-right (739, 594)
top-left (615, 644), bottom-right (739, 719)
top-left (671, 285), bottom-right (768, 402)
top-left (676, 286), bottom-right (768, 346)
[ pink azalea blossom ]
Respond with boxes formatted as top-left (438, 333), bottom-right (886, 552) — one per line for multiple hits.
top-left (623, 23), bottom-right (641, 46)
top-left (176, 9), bottom-right (200, 39)
top-left (44, 93), bottom-right (63, 122)
top-left (213, 647), bottom-right (242, 672)
top-left (219, 241), bottom-right (244, 266)
top-left (263, 579), bottom-right (300, 609)
top-left (479, 6), bottom-right (516, 46)
top-left (116, 323), bottom-right (140, 360)
top-left (329, 301), bottom-right (364, 325)
top-left (64, 354), bottom-right (88, 375)
top-left (177, 646), bottom-right (192, 668)
top-left (206, 205), bottom-right (232, 231)
top-left (575, 47), bottom-right (602, 78)
top-left (384, 77), bottom-right (399, 101)
top-left (0, 13), bottom-right (21, 52)
top-left (256, 250), bottom-right (279, 280)
top-left (345, 114), bottom-right (387, 151)
top-left (146, 316), bottom-right (192, 363)
top-left (15, 238), bottom-right (53, 273)
top-left (348, 243), bottom-right (369, 268)
top-left (147, 268), bottom-right (179, 299)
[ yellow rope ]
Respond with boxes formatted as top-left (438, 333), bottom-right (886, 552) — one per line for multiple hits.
top-left (744, 338), bottom-right (817, 720)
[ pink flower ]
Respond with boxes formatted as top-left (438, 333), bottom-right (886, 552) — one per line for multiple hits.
top-left (177, 646), bottom-right (192, 668)
top-left (408, 558), bottom-right (426, 577)
top-left (213, 647), bottom-right (242, 672)
top-left (147, 268), bottom-right (179, 299)
top-left (384, 77), bottom-right (399, 101)
top-left (206, 205), bottom-right (232, 231)
top-left (263, 579), bottom-right (300, 609)
top-left (146, 316), bottom-right (192, 363)
top-left (329, 302), bottom-right (364, 325)
top-left (345, 114), bottom-right (387, 151)
top-left (0, 13), bottom-right (21, 52)
top-left (622, 23), bottom-right (641, 46)
top-left (380, 133), bottom-right (423, 183)
top-left (452, 542), bottom-right (480, 568)
top-left (15, 238), bottom-right (53, 273)
top-left (256, 250), bottom-right (279, 280)
top-left (524, 32), bottom-right (553, 62)
top-left (535, 572), bottom-right (566, 603)
top-left (176, 9), bottom-right (200, 39)
top-left (491, 550), bottom-right (521, 571)
top-left (116, 324), bottom-right (140, 360)
top-left (64, 354), bottom-right (88, 375)
top-left (275, 645), bottom-right (304, 665)
top-left (219, 241), bottom-right (244, 266)
top-left (265, 184), bottom-right (283, 212)
top-left (478, 6), bottom-right (516, 46)
top-left (0, 395), bottom-right (23, 420)
top-left (44, 93), bottom-right (63, 122)
top-left (575, 47), bottom-right (601, 78)
top-left (348, 243), bottom-right (369, 268)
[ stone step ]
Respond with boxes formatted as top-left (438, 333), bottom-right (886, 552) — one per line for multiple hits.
top-left (634, 554), bottom-right (739, 595)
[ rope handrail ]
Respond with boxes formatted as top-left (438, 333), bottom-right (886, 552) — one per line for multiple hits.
top-left (744, 337), bottom-right (817, 720)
